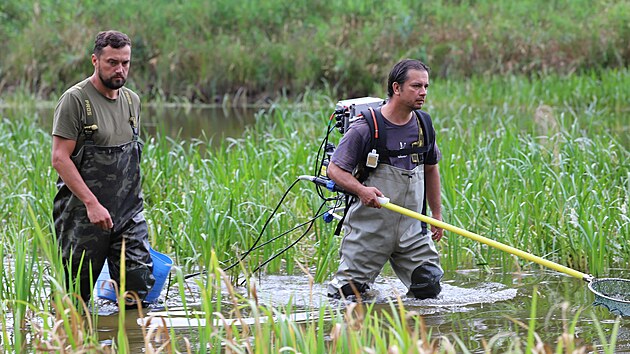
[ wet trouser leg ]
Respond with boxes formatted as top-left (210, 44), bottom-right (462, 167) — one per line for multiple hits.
top-left (107, 212), bottom-right (155, 302)
top-left (63, 248), bottom-right (108, 303)
top-left (389, 226), bottom-right (443, 299)
top-left (60, 212), bottom-right (155, 303)
top-left (59, 208), bottom-right (110, 303)
top-left (409, 263), bottom-right (443, 299)
top-left (327, 219), bottom-right (391, 298)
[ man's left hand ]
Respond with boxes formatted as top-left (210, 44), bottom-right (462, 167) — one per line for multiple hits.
top-left (431, 226), bottom-right (444, 242)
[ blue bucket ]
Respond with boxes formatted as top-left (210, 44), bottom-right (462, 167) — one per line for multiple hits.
top-left (96, 248), bottom-right (173, 303)
top-left (144, 249), bottom-right (173, 303)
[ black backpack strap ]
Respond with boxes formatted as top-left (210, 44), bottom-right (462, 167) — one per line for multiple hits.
top-left (354, 107), bottom-right (384, 182)
top-left (333, 194), bottom-right (352, 236)
top-left (414, 110), bottom-right (434, 147)
top-left (364, 107), bottom-right (388, 160)
top-left (413, 110), bottom-right (436, 234)
top-left (410, 109), bottom-right (435, 164)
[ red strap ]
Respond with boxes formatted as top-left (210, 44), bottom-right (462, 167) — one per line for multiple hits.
top-left (368, 107), bottom-right (378, 139)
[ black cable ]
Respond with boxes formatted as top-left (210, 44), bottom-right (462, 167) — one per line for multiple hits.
top-left (244, 208), bottom-right (331, 253)
top-left (181, 109), bottom-right (344, 282)
top-left (313, 122), bottom-right (337, 201)
top-left (181, 183), bottom-right (344, 282)
top-left (182, 177), bottom-right (303, 280)
top-left (223, 177), bottom-right (303, 272)
top-left (238, 200), bottom-right (329, 286)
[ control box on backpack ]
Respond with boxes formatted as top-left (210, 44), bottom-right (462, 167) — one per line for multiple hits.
top-left (319, 97), bottom-right (385, 178)
top-left (333, 97), bottom-right (384, 135)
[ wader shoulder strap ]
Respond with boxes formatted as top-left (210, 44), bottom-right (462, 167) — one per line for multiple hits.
top-left (121, 87), bottom-right (139, 140)
top-left (76, 87), bottom-right (97, 145)
top-left (77, 86), bottom-right (139, 143)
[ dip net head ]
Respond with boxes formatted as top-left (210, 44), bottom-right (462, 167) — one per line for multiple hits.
top-left (588, 278), bottom-right (630, 317)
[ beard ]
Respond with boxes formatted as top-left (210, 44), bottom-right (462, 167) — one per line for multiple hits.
top-left (99, 72), bottom-right (126, 90)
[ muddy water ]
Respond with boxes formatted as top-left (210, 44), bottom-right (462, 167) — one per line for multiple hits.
top-left (93, 269), bottom-right (630, 352)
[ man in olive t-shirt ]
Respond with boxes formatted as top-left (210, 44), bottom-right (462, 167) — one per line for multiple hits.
top-left (51, 30), bottom-right (154, 305)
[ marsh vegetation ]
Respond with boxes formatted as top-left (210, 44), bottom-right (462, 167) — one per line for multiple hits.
top-left (1, 0), bottom-right (629, 352)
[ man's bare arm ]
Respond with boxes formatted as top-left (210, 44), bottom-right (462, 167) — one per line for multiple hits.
top-left (327, 162), bottom-right (383, 208)
top-left (51, 136), bottom-right (113, 230)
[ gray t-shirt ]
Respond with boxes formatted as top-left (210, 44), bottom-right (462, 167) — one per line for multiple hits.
top-left (331, 110), bottom-right (441, 173)
top-left (52, 78), bottom-right (141, 155)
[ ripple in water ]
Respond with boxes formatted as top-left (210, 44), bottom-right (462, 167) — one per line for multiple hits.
top-left (243, 275), bottom-right (518, 312)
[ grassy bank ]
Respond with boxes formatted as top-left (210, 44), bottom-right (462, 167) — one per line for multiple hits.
top-left (1, 0), bottom-right (629, 103)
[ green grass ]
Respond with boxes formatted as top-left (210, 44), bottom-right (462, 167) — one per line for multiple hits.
top-left (1, 0), bottom-right (629, 103)
top-left (0, 70), bottom-right (628, 352)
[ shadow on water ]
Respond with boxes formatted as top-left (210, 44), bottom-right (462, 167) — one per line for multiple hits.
top-left (93, 269), bottom-right (630, 352)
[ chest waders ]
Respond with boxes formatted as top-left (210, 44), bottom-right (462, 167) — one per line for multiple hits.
top-left (53, 88), bottom-right (155, 303)
top-left (328, 108), bottom-right (443, 300)
top-left (334, 107), bottom-right (436, 236)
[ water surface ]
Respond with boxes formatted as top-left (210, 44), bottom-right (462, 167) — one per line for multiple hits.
top-left (27, 104), bottom-right (260, 143)
top-left (95, 269), bottom-right (630, 352)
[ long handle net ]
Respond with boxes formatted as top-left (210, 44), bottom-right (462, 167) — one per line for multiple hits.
top-left (588, 278), bottom-right (630, 316)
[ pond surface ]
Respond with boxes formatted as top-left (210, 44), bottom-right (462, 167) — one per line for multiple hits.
top-left (28, 103), bottom-right (261, 143)
top-left (93, 268), bottom-right (630, 353)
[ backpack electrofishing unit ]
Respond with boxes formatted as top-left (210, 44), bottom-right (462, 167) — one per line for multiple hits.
top-left (304, 97), bottom-right (435, 230)
top-left (218, 97), bottom-right (435, 284)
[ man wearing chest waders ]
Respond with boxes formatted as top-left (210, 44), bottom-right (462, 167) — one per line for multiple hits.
top-left (51, 30), bottom-right (154, 305)
top-left (327, 59), bottom-right (444, 300)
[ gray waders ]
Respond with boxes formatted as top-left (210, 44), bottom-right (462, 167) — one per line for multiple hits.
top-left (53, 109), bottom-right (154, 303)
top-left (328, 164), bottom-right (443, 299)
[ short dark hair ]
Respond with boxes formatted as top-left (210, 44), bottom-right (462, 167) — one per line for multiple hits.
top-left (93, 30), bottom-right (131, 57)
top-left (387, 59), bottom-right (430, 98)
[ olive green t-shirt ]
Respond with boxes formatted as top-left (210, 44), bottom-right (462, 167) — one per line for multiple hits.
top-left (52, 78), bottom-right (141, 155)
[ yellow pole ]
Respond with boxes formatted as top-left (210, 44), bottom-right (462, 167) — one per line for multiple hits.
top-left (377, 197), bottom-right (592, 282)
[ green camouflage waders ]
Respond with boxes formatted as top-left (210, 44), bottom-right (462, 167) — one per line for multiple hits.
top-left (53, 88), bottom-right (154, 303)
